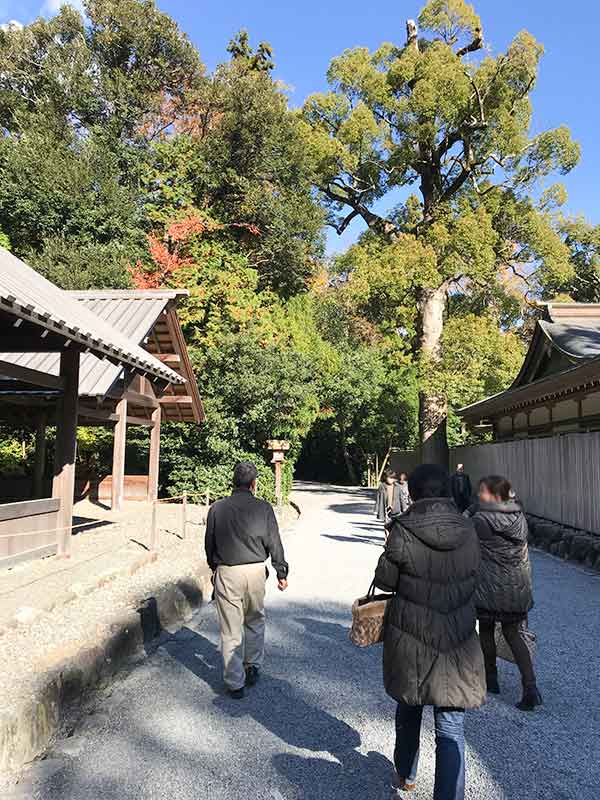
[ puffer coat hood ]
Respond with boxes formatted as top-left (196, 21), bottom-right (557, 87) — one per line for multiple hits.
top-left (374, 498), bottom-right (486, 709)
top-left (469, 501), bottom-right (533, 619)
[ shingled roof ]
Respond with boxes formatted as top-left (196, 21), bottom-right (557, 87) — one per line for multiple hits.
top-left (0, 247), bottom-right (183, 387)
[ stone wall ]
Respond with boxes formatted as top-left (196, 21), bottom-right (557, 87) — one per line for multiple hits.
top-left (526, 514), bottom-right (600, 571)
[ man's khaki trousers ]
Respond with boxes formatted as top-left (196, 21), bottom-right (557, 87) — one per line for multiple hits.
top-left (214, 563), bottom-right (266, 690)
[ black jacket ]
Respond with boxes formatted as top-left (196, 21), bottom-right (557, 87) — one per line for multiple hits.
top-left (205, 489), bottom-right (289, 579)
top-left (450, 472), bottom-right (472, 512)
top-left (467, 501), bottom-right (533, 620)
top-left (374, 498), bottom-right (486, 709)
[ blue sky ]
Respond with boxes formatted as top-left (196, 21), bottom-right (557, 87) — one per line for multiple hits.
top-left (2, 0), bottom-right (598, 254)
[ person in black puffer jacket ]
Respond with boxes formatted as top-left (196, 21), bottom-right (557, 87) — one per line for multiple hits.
top-left (466, 475), bottom-right (542, 712)
top-left (374, 464), bottom-right (485, 800)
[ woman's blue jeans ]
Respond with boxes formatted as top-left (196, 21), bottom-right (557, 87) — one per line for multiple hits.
top-left (394, 703), bottom-right (466, 800)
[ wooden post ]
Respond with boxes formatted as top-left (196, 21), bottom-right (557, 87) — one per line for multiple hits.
top-left (181, 492), bottom-right (187, 539)
top-left (52, 349), bottom-right (80, 558)
top-left (111, 397), bottom-right (127, 512)
top-left (274, 461), bottom-right (283, 508)
top-left (150, 500), bottom-right (158, 552)
top-left (147, 407), bottom-right (161, 502)
top-left (33, 412), bottom-right (47, 499)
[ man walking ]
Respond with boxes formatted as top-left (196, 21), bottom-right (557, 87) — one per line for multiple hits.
top-left (374, 464), bottom-right (485, 800)
top-left (450, 463), bottom-right (473, 513)
top-left (205, 462), bottom-right (289, 698)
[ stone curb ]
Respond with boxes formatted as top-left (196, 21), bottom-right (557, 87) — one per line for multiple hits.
top-left (0, 567), bottom-right (212, 774)
top-left (527, 514), bottom-right (600, 571)
top-left (9, 551), bottom-right (160, 631)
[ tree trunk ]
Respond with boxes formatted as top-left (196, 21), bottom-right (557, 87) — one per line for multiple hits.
top-left (417, 284), bottom-right (449, 467)
top-left (340, 426), bottom-right (359, 485)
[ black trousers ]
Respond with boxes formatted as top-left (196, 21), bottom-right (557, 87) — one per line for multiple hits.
top-left (478, 619), bottom-right (536, 688)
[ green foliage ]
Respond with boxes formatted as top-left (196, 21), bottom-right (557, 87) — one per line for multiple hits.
top-left (227, 30), bottom-right (274, 73)
top-left (0, 0), bottom-right (204, 140)
top-left (544, 217), bottom-right (600, 302)
top-left (0, 227), bottom-right (9, 250)
top-left (143, 64), bottom-right (324, 297)
top-left (303, 0), bottom-right (580, 453)
top-left (0, 435), bottom-right (27, 477)
top-left (165, 445), bottom-right (278, 504)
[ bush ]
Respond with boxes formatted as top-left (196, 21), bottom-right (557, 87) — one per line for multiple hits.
top-left (166, 450), bottom-right (278, 504)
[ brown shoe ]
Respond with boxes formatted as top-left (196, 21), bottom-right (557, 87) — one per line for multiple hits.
top-left (392, 772), bottom-right (416, 794)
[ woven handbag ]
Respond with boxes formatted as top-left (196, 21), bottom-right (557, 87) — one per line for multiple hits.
top-left (496, 620), bottom-right (537, 663)
top-left (350, 581), bottom-right (393, 647)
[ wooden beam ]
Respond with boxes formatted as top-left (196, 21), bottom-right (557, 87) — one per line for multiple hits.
top-left (159, 395), bottom-right (193, 405)
top-left (52, 350), bottom-right (80, 557)
top-left (0, 359), bottom-right (65, 390)
top-left (165, 307), bottom-right (205, 423)
top-left (148, 407), bottom-right (161, 502)
top-left (0, 336), bottom-right (66, 352)
top-left (32, 413), bottom-right (47, 499)
top-left (123, 389), bottom-right (159, 409)
top-left (111, 397), bottom-right (127, 512)
top-left (77, 405), bottom-right (152, 427)
top-left (155, 353), bottom-right (181, 365)
top-left (79, 406), bottom-right (119, 424)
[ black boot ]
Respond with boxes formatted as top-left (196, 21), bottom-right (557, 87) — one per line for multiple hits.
top-left (516, 685), bottom-right (543, 711)
top-left (486, 673), bottom-right (500, 694)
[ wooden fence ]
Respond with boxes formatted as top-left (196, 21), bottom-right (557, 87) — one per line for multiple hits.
top-left (451, 432), bottom-right (600, 534)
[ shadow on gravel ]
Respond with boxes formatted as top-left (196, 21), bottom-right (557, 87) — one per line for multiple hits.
top-left (164, 624), bottom-right (393, 799)
top-left (321, 533), bottom-right (384, 547)
top-left (327, 502), bottom-right (375, 516)
top-left (293, 482), bottom-right (372, 499)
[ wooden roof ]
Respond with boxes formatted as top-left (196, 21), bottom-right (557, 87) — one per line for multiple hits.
top-left (0, 247), bottom-right (182, 386)
top-left (0, 285), bottom-right (204, 425)
top-left (459, 303), bottom-right (600, 422)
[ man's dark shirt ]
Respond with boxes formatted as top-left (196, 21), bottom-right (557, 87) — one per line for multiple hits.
top-left (204, 488), bottom-right (289, 580)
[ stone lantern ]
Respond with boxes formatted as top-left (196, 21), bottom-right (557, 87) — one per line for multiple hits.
top-left (266, 439), bottom-right (290, 507)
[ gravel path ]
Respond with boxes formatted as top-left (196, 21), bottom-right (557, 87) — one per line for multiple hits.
top-left (12, 483), bottom-right (600, 800)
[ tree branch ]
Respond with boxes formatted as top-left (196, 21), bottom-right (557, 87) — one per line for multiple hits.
top-left (456, 29), bottom-right (484, 57)
top-left (322, 184), bottom-right (398, 239)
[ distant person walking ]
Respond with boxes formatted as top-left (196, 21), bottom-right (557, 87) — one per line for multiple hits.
top-left (466, 475), bottom-right (542, 711)
top-left (450, 463), bottom-right (472, 512)
top-left (374, 464), bottom-right (486, 800)
top-left (397, 471), bottom-right (411, 512)
top-left (205, 462), bottom-right (289, 699)
top-left (375, 469), bottom-right (401, 522)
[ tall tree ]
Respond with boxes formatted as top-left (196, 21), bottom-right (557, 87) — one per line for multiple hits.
top-left (303, 0), bottom-right (579, 462)
top-left (0, 0), bottom-right (205, 284)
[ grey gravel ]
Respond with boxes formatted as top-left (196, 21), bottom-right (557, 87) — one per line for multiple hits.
top-left (11, 483), bottom-right (600, 800)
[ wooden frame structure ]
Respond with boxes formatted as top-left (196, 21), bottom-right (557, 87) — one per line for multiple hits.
top-left (0, 250), bottom-right (193, 567)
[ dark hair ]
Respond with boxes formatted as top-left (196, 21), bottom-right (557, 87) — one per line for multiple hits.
top-left (381, 468), bottom-right (396, 482)
top-left (399, 472), bottom-right (408, 481)
top-left (479, 475), bottom-right (511, 502)
top-left (233, 461), bottom-right (258, 489)
top-left (408, 463), bottom-right (450, 501)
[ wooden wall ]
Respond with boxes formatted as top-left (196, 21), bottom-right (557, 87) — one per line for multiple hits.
top-left (451, 432), bottom-right (600, 534)
top-left (0, 498), bottom-right (60, 568)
